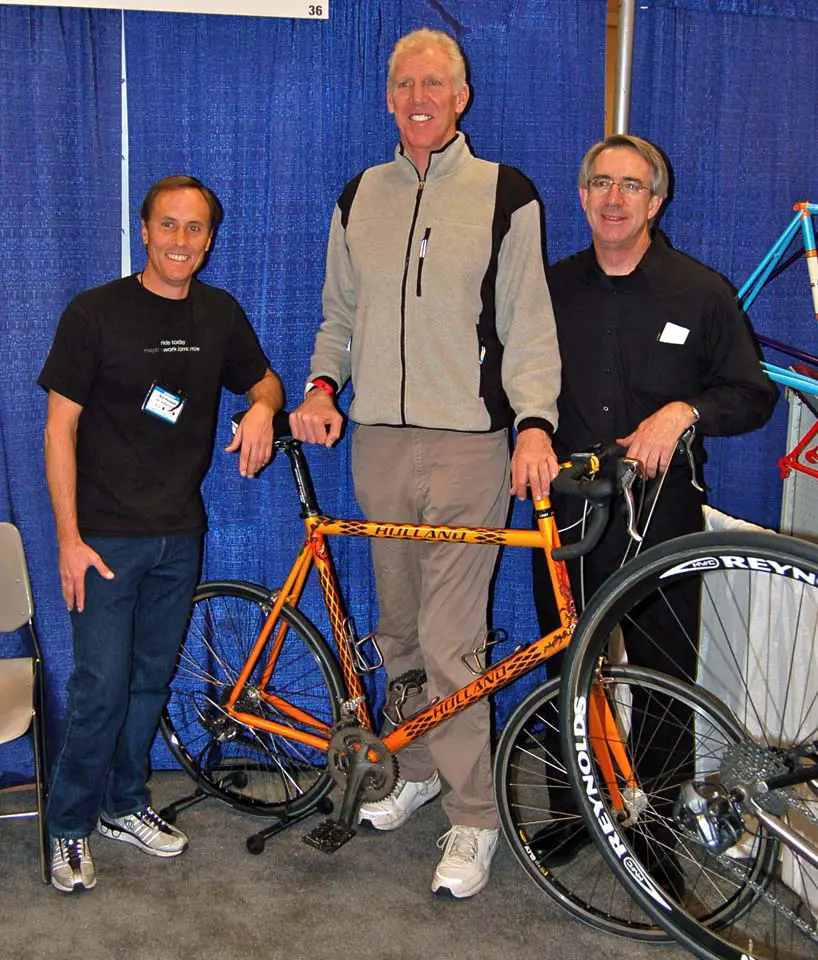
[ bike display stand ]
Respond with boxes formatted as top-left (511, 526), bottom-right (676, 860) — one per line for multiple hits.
top-left (159, 785), bottom-right (334, 855)
top-left (245, 796), bottom-right (334, 854)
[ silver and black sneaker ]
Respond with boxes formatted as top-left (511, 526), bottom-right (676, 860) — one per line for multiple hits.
top-left (97, 805), bottom-right (188, 857)
top-left (51, 836), bottom-right (97, 892)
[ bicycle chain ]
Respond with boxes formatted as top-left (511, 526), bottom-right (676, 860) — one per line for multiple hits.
top-left (709, 847), bottom-right (818, 943)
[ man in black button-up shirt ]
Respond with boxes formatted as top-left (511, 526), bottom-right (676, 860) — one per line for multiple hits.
top-left (531, 134), bottom-right (778, 880)
top-left (551, 135), bottom-right (776, 476)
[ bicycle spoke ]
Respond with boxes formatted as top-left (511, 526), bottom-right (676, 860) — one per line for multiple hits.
top-left (160, 583), bottom-right (344, 817)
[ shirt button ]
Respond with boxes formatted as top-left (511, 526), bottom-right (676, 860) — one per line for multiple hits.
top-left (604, 368), bottom-right (611, 374)
top-left (602, 405), bottom-right (610, 412)
top-left (606, 328), bottom-right (613, 335)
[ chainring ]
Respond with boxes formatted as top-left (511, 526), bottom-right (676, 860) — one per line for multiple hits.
top-left (327, 722), bottom-right (398, 802)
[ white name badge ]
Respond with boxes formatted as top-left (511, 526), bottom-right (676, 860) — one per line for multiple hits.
top-left (658, 322), bottom-right (690, 345)
top-left (142, 382), bottom-right (186, 424)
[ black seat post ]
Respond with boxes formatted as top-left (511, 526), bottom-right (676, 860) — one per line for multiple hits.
top-left (276, 439), bottom-right (321, 518)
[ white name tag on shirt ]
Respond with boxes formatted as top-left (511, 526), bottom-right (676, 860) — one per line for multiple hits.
top-left (658, 321), bottom-right (690, 345)
top-left (142, 382), bottom-right (186, 424)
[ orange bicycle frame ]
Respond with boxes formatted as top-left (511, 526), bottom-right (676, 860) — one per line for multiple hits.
top-left (223, 490), bottom-right (635, 809)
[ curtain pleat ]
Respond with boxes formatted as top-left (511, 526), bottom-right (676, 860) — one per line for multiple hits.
top-left (0, 5), bottom-right (122, 780)
top-left (631, 0), bottom-right (818, 527)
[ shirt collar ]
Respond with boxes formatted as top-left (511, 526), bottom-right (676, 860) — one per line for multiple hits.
top-left (579, 230), bottom-right (672, 291)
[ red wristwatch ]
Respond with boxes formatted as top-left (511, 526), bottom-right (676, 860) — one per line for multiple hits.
top-left (305, 378), bottom-right (335, 398)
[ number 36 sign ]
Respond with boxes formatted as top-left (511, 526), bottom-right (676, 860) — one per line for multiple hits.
top-left (4, 0), bottom-right (328, 18)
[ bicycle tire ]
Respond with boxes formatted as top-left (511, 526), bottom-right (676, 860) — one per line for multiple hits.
top-left (561, 530), bottom-right (818, 960)
top-left (160, 580), bottom-right (344, 818)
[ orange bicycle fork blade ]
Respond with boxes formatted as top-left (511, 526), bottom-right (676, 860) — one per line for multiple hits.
top-left (587, 682), bottom-right (635, 812)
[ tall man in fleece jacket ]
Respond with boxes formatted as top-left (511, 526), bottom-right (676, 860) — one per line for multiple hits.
top-left (291, 28), bottom-right (560, 898)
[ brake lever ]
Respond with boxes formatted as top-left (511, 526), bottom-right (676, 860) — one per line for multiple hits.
top-left (679, 426), bottom-right (705, 492)
top-left (617, 458), bottom-right (644, 543)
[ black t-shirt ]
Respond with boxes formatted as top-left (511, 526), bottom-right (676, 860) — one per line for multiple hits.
top-left (38, 274), bottom-right (270, 536)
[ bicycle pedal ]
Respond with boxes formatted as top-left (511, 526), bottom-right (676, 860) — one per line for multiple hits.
top-left (302, 818), bottom-right (356, 854)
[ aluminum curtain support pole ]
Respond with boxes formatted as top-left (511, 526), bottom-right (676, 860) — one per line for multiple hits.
top-left (613, 0), bottom-right (635, 134)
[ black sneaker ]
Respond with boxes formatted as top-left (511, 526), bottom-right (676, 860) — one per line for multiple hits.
top-left (51, 837), bottom-right (96, 892)
top-left (527, 818), bottom-right (591, 866)
top-left (97, 806), bottom-right (188, 858)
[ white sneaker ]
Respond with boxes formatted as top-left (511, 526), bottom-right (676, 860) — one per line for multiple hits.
top-left (431, 824), bottom-right (499, 899)
top-left (50, 837), bottom-right (96, 893)
top-left (97, 806), bottom-right (188, 857)
top-left (358, 772), bottom-right (441, 830)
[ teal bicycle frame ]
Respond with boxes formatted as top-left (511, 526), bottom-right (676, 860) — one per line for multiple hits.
top-left (738, 201), bottom-right (818, 396)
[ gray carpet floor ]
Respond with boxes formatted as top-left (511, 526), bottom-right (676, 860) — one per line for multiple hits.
top-left (0, 773), bottom-right (691, 960)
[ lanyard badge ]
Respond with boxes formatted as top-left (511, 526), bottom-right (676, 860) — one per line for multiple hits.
top-left (142, 381), bottom-right (187, 425)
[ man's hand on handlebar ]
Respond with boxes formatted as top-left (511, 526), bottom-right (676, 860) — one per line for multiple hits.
top-left (617, 401), bottom-right (699, 478)
top-left (224, 400), bottom-right (275, 478)
top-left (290, 390), bottom-right (343, 448)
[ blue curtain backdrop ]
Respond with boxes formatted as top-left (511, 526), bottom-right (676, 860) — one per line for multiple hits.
top-left (0, 6), bottom-right (122, 782)
top-left (630, 0), bottom-right (818, 527)
top-left (0, 0), bottom-right (606, 778)
top-left (5, 0), bottom-right (815, 782)
top-left (124, 0), bottom-right (607, 745)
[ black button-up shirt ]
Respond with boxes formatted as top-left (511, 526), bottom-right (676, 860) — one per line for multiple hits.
top-left (548, 234), bottom-right (778, 462)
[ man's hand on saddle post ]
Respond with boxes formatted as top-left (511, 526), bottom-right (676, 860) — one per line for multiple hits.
top-left (510, 427), bottom-right (560, 501)
top-left (290, 389), bottom-right (344, 448)
top-left (224, 401), bottom-right (276, 478)
top-left (617, 401), bottom-right (699, 478)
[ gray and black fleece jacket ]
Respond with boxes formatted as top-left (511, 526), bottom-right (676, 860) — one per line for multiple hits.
top-left (309, 133), bottom-right (560, 434)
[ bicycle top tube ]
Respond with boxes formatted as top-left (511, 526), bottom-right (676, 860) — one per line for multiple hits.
top-left (265, 411), bottom-right (632, 561)
top-left (236, 408), bottom-right (653, 564)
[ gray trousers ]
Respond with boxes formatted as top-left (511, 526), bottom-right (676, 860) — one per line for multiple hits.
top-left (351, 424), bottom-right (510, 828)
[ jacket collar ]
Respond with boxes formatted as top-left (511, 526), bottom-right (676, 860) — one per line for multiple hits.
top-left (395, 132), bottom-right (473, 182)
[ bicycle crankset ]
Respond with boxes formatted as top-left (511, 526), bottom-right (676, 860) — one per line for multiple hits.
top-left (327, 722), bottom-right (398, 802)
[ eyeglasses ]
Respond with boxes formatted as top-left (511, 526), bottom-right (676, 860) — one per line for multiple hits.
top-left (587, 176), bottom-right (651, 197)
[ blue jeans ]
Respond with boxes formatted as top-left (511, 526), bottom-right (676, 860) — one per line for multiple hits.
top-left (45, 534), bottom-right (201, 838)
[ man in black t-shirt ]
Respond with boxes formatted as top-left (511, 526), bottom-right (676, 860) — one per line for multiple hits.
top-left (38, 175), bottom-right (284, 894)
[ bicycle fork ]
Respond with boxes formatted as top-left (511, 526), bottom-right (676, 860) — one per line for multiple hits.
top-left (574, 678), bottom-right (644, 840)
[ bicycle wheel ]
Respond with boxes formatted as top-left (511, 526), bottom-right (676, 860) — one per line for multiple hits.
top-left (160, 580), bottom-right (345, 817)
top-left (561, 530), bottom-right (818, 960)
top-left (496, 669), bottom-right (752, 939)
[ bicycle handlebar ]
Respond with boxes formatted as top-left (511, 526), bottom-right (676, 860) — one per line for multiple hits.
top-left (550, 443), bottom-right (628, 562)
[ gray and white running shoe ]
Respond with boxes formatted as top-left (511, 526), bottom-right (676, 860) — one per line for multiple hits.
top-left (51, 837), bottom-right (96, 892)
top-left (97, 806), bottom-right (188, 857)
